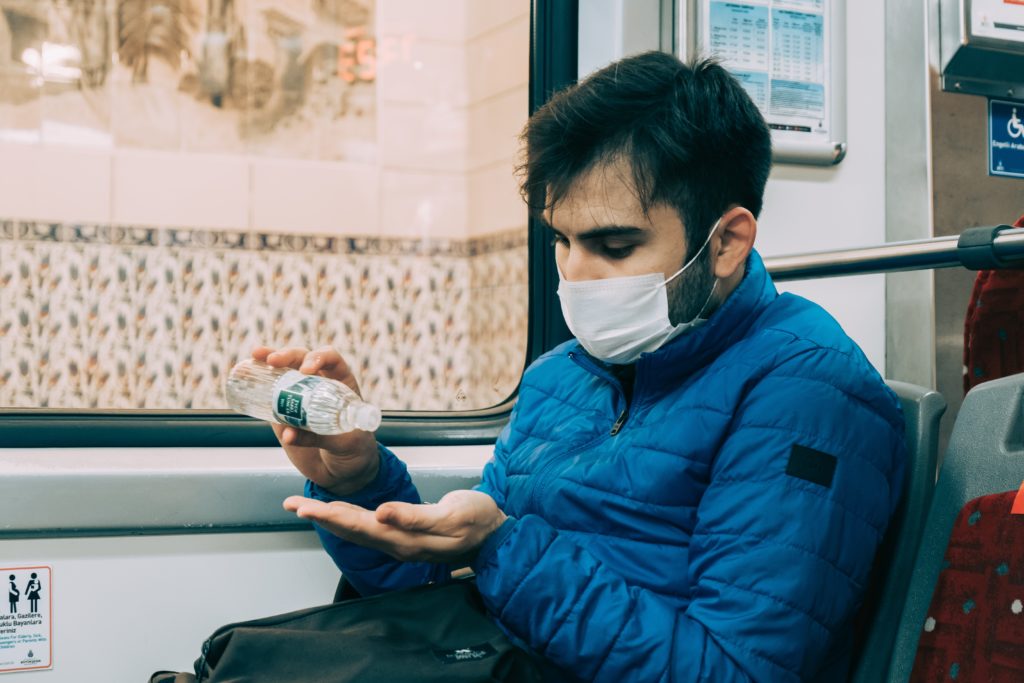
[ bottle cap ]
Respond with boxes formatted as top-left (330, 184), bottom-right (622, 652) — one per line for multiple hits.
top-left (351, 402), bottom-right (382, 432)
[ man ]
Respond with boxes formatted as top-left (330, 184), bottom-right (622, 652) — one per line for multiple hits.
top-left (256, 51), bottom-right (906, 682)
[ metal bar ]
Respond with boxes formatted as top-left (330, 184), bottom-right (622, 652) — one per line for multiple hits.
top-left (765, 228), bottom-right (1024, 282)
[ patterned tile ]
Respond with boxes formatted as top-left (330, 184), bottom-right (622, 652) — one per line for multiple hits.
top-left (313, 253), bottom-right (361, 354)
top-left (0, 221), bottom-right (529, 411)
top-left (132, 248), bottom-right (184, 408)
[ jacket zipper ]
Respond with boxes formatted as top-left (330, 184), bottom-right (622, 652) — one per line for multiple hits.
top-left (522, 352), bottom-right (631, 513)
top-left (569, 351), bottom-right (633, 435)
top-left (610, 407), bottom-right (629, 435)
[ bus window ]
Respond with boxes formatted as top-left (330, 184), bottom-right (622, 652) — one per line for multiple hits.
top-left (0, 1), bottom-right (530, 418)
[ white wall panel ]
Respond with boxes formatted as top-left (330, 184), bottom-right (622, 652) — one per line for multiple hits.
top-left (0, 532), bottom-right (339, 682)
top-left (750, 0), bottom-right (888, 370)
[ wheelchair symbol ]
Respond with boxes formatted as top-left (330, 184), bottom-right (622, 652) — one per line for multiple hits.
top-left (1009, 108), bottom-right (1024, 139)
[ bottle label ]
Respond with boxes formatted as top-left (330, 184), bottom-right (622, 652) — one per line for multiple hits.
top-left (272, 370), bottom-right (318, 428)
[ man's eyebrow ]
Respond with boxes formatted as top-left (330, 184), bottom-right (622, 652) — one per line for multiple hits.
top-left (541, 223), bottom-right (646, 239)
top-left (576, 225), bottom-right (645, 240)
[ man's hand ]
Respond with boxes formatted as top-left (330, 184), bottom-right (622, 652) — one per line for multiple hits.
top-left (253, 345), bottom-right (380, 497)
top-left (284, 489), bottom-right (508, 565)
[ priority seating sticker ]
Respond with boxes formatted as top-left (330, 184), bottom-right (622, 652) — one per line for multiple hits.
top-left (0, 566), bottom-right (52, 673)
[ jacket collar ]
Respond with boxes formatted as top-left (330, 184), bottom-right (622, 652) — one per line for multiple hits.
top-left (570, 249), bottom-right (778, 394)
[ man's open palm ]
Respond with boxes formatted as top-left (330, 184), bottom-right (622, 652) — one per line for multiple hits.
top-left (284, 489), bottom-right (507, 565)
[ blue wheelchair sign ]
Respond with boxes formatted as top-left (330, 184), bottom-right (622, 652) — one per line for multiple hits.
top-left (990, 98), bottom-right (1024, 179)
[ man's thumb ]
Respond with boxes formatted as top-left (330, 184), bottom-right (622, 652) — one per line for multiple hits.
top-left (376, 502), bottom-right (438, 531)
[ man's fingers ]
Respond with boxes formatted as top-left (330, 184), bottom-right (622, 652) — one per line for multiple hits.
top-left (284, 496), bottom-right (361, 515)
top-left (280, 427), bottom-right (321, 448)
top-left (283, 497), bottom-right (461, 562)
top-left (284, 497), bottom-right (369, 527)
top-left (265, 346), bottom-right (312, 369)
top-left (299, 346), bottom-right (345, 373)
top-left (299, 346), bottom-right (362, 394)
top-left (287, 498), bottom-right (409, 553)
top-left (376, 501), bottom-right (446, 532)
top-left (283, 495), bottom-right (315, 513)
top-left (251, 344), bottom-right (362, 395)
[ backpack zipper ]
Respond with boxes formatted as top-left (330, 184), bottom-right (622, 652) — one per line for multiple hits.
top-left (195, 640), bottom-right (211, 682)
top-left (192, 591), bottom-right (384, 680)
top-left (193, 579), bottom-right (473, 681)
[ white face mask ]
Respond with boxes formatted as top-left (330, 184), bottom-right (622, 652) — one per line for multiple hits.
top-left (557, 219), bottom-right (720, 364)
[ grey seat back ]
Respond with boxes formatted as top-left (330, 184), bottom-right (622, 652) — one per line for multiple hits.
top-left (886, 372), bottom-right (1024, 682)
top-left (849, 380), bottom-right (946, 683)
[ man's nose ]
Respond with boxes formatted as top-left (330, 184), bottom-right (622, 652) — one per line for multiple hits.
top-left (559, 250), bottom-right (604, 282)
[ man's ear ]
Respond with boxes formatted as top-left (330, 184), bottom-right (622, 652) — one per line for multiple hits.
top-left (712, 205), bottom-right (757, 280)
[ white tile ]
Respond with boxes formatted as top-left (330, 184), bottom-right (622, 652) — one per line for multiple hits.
top-left (466, 16), bottom-right (530, 104)
top-left (111, 80), bottom-right (181, 151)
top-left (467, 2), bottom-right (530, 40)
top-left (0, 66), bottom-right (42, 145)
top-left (251, 159), bottom-right (379, 235)
top-left (378, 0), bottom-right (467, 43)
top-left (468, 86), bottom-right (528, 170)
top-left (0, 143), bottom-right (43, 220)
top-left (379, 101), bottom-right (469, 172)
top-left (0, 143), bottom-right (111, 223)
top-left (112, 150), bottom-right (249, 229)
top-left (468, 162), bottom-right (526, 236)
top-left (380, 169), bottom-right (468, 239)
top-left (377, 40), bottom-right (468, 106)
top-left (37, 146), bottom-right (112, 223)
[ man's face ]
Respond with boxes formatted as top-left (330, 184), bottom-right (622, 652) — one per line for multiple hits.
top-left (547, 159), bottom-right (716, 325)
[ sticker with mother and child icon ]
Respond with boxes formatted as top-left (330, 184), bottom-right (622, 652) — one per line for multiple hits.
top-left (0, 566), bottom-right (52, 673)
top-left (7, 572), bottom-right (43, 614)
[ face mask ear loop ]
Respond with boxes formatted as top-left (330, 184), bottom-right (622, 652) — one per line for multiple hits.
top-left (662, 217), bottom-right (723, 288)
top-left (693, 278), bottom-right (719, 320)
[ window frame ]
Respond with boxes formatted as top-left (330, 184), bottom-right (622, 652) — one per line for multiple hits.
top-left (0, 0), bottom-right (578, 449)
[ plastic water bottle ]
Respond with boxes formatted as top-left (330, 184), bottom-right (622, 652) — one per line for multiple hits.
top-left (225, 359), bottom-right (382, 435)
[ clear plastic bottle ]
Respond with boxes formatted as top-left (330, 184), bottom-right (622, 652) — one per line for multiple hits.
top-left (224, 359), bottom-right (382, 435)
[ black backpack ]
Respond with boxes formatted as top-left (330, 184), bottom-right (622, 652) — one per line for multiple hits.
top-left (150, 579), bottom-right (544, 683)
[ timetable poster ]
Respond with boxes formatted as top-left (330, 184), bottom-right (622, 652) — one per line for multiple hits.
top-left (705, 0), bottom-right (829, 139)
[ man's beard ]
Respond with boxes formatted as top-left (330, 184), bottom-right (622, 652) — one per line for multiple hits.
top-left (666, 246), bottom-right (716, 325)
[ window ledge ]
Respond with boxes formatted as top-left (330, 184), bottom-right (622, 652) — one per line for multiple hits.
top-left (0, 445), bottom-right (492, 538)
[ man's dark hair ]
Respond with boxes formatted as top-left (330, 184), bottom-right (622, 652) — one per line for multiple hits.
top-left (521, 51), bottom-right (772, 251)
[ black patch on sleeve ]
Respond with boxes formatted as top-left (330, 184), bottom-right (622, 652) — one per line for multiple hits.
top-left (786, 445), bottom-right (837, 488)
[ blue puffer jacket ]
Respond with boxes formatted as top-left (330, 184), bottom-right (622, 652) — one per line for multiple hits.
top-left (309, 250), bottom-right (906, 682)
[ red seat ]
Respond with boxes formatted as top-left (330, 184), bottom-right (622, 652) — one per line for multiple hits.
top-left (910, 490), bottom-right (1024, 681)
top-left (963, 215), bottom-right (1024, 394)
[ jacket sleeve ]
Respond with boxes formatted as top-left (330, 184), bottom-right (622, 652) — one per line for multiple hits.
top-left (470, 348), bottom-right (906, 682)
top-left (308, 443), bottom-right (451, 596)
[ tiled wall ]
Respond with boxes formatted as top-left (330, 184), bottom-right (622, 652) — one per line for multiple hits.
top-left (0, 0), bottom-right (529, 239)
top-left (0, 219), bottom-right (527, 410)
top-left (0, 1), bottom-right (531, 412)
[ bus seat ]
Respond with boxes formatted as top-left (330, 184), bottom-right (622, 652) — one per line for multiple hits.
top-left (849, 380), bottom-right (946, 683)
top-left (962, 214), bottom-right (1024, 394)
top-left (886, 372), bottom-right (1024, 681)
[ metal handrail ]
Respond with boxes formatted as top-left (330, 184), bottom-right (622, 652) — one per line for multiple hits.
top-left (764, 227), bottom-right (1024, 282)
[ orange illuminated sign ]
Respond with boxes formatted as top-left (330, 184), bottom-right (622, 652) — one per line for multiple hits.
top-left (338, 28), bottom-right (376, 84)
top-left (337, 28), bottom-right (417, 85)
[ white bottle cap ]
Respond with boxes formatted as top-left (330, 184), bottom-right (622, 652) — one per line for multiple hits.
top-left (350, 402), bottom-right (382, 432)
